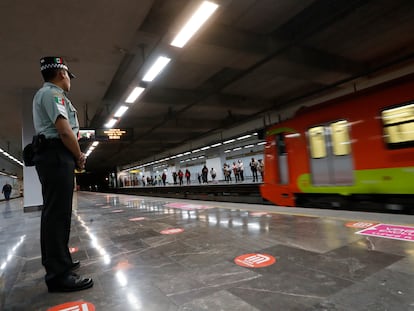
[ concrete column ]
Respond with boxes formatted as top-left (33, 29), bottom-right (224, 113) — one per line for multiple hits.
top-left (21, 88), bottom-right (43, 212)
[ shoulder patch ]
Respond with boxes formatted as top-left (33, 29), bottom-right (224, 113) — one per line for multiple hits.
top-left (54, 96), bottom-right (65, 106)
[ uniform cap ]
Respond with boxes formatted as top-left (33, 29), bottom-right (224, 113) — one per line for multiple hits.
top-left (40, 56), bottom-right (76, 79)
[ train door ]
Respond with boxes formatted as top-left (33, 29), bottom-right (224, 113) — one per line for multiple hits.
top-left (276, 133), bottom-right (288, 184)
top-left (308, 120), bottom-right (354, 185)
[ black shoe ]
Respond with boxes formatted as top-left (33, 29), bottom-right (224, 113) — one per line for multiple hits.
top-left (47, 272), bottom-right (93, 293)
top-left (71, 260), bottom-right (80, 270)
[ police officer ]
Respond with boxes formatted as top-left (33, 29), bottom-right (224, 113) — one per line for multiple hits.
top-left (33, 56), bottom-right (93, 292)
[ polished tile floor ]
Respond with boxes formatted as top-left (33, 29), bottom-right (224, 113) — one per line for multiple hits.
top-left (1, 192), bottom-right (414, 310)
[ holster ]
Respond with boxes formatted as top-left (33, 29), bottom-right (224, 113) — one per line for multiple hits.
top-left (32, 134), bottom-right (47, 153)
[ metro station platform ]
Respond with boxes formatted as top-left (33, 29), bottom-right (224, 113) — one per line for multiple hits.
top-left (1, 193), bottom-right (413, 311)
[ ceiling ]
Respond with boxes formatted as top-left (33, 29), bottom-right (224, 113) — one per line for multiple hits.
top-left (2, 0), bottom-right (414, 174)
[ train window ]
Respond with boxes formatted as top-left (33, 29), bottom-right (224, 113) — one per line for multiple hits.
top-left (382, 103), bottom-right (414, 147)
top-left (330, 120), bottom-right (351, 155)
top-left (308, 126), bottom-right (327, 158)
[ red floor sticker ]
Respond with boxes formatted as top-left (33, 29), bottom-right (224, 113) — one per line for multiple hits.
top-left (48, 301), bottom-right (95, 311)
top-left (356, 224), bottom-right (414, 242)
top-left (114, 260), bottom-right (133, 270)
top-left (69, 247), bottom-right (78, 253)
top-left (160, 228), bottom-right (184, 234)
top-left (164, 202), bottom-right (213, 210)
top-left (234, 253), bottom-right (276, 268)
top-left (346, 221), bottom-right (377, 229)
top-left (129, 217), bottom-right (146, 221)
top-left (250, 212), bottom-right (269, 217)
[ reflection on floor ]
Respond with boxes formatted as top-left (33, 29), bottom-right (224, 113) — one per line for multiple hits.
top-left (1, 192), bottom-right (413, 310)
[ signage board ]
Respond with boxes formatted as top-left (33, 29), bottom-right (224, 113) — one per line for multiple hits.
top-left (95, 128), bottom-right (133, 141)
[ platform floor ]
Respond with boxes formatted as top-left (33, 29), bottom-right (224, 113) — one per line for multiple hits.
top-left (1, 192), bottom-right (414, 310)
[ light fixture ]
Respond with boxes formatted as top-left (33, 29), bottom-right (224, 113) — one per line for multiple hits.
top-left (105, 118), bottom-right (118, 128)
top-left (142, 56), bottom-right (171, 82)
top-left (237, 134), bottom-right (251, 140)
top-left (171, 1), bottom-right (219, 48)
top-left (125, 87), bottom-right (145, 103)
top-left (223, 139), bottom-right (235, 144)
top-left (114, 105), bottom-right (129, 118)
top-left (210, 143), bottom-right (222, 147)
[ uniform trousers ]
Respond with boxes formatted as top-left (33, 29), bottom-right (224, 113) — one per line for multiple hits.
top-left (34, 141), bottom-right (75, 282)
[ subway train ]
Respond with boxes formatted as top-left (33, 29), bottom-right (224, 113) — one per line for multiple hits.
top-left (260, 74), bottom-right (414, 212)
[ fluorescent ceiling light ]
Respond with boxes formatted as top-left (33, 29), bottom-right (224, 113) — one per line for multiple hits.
top-left (125, 87), bottom-right (145, 103)
top-left (105, 118), bottom-right (117, 128)
top-left (192, 149), bottom-right (200, 153)
top-left (142, 56), bottom-right (171, 82)
top-left (223, 139), bottom-right (235, 144)
top-left (224, 150), bottom-right (231, 153)
top-left (244, 144), bottom-right (254, 148)
top-left (171, 1), bottom-right (219, 48)
top-left (200, 146), bottom-right (210, 150)
top-left (233, 147), bottom-right (242, 151)
top-left (237, 134), bottom-right (251, 140)
top-left (257, 141), bottom-right (266, 145)
top-left (114, 105), bottom-right (129, 118)
top-left (211, 143), bottom-right (222, 147)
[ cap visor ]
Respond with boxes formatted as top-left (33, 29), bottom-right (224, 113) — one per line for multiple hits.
top-left (68, 71), bottom-right (76, 79)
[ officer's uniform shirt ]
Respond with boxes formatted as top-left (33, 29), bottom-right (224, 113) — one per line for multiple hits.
top-left (33, 82), bottom-right (79, 139)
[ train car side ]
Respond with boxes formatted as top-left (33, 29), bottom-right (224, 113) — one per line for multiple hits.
top-left (261, 75), bottom-right (414, 210)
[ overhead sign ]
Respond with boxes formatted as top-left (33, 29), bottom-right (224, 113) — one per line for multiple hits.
top-left (95, 128), bottom-right (133, 141)
top-left (79, 129), bottom-right (95, 141)
top-left (356, 224), bottom-right (414, 242)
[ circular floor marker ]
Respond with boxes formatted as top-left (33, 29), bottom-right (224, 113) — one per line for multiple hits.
top-left (129, 217), bottom-right (146, 221)
top-left (48, 301), bottom-right (95, 311)
top-left (345, 221), bottom-right (377, 229)
top-left (234, 253), bottom-right (276, 268)
top-left (160, 228), bottom-right (184, 235)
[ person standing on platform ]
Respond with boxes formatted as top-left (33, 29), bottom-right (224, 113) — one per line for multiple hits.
top-left (178, 169), bottom-right (184, 185)
top-left (202, 165), bottom-right (209, 183)
top-left (2, 183), bottom-right (12, 200)
top-left (210, 167), bottom-right (216, 183)
top-left (257, 159), bottom-right (264, 182)
top-left (250, 157), bottom-right (258, 182)
top-left (232, 161), bottom-right (240, 182)
top-left (32, 56), bottom-right (93, 293)
top-left (185, 169), bottom-right (191, 184)
top-left (238, 159), bottom-right (244, 182)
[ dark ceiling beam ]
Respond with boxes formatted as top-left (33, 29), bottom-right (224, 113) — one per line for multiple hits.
top-left (196, 1), bottom-right (369, 75)
top-left (282, 45), bottom-right (367, 74)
